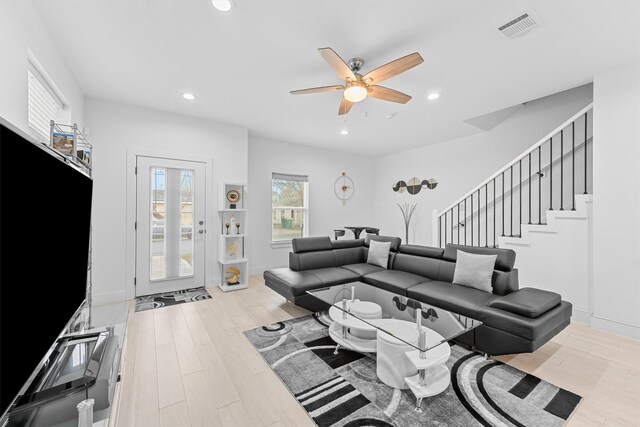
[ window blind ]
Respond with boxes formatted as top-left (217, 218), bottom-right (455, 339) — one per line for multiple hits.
top-left (27, 68), bottom-right (62, 142)
top-left (272, 172), bottom-right (308, 182)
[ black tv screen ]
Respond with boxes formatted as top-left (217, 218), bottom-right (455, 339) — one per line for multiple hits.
top-left (0, 121), bottom-right (93, 415)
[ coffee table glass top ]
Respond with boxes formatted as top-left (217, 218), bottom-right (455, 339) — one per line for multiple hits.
top-left (307, 281), bottom-right (482, 352)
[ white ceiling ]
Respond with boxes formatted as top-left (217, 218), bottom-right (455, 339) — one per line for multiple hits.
top-left (34, 0), bottom-right (640, 156)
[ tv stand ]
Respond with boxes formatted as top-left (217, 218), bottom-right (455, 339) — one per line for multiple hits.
top-left (0, 302), bottom-right (128, 427)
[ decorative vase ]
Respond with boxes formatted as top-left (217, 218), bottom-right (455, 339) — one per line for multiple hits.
top-left (398, 203), bottom-right (417, 244)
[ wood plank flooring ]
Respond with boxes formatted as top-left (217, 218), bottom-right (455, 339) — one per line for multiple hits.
top-left (116, 275), bottom-right (640, 427)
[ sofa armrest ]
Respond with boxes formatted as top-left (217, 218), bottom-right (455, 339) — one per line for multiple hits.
top-left (491, 268), bottom-right (519, 296)
top-left (488, 287), bottom-right (561, 318)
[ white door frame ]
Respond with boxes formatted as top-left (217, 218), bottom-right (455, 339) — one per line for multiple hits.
top-left (125, 148), bottom-right (214, 301)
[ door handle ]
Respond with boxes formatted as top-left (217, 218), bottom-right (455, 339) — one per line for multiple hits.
top-left (198, 229), bottom-right (205, 234)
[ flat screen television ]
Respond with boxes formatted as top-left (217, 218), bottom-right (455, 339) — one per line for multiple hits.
top-left (0, 120), bottom-right (93, 416)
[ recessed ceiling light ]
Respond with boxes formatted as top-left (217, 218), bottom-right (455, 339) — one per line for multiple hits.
top-left (427, 93), bottom-right (441, 101)
top-left (340, 130), bottom-right (349, 135)
top-left (211, 0), bottom-right (233, 12)
top-left (182, 92), bottom-right (196, 101)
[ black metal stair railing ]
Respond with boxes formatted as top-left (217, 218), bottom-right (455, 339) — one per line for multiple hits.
top-left (436, 104), bottom-right (593, 248)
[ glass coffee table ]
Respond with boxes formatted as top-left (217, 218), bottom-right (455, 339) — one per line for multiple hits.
top-left (307, 281), bottom-right (481, 412)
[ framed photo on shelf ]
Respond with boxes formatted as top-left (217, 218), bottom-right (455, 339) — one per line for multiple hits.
top-left (52, 132), bottom-right (73, 155)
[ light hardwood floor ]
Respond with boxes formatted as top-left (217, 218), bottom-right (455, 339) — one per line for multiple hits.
top-left (116, 275), bottom-right (640, 427)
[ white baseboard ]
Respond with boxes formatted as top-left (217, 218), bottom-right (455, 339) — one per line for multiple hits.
top-left (571, 309), bottom-right (592, 325)
top-left (205, 276), bottom-right (217, 288)
top-left (566, 310), bottom-right (639, 340)
top-left (590, 315), bottom-right (640, 340)
top-left (92, 290), bottom-right (128, 305)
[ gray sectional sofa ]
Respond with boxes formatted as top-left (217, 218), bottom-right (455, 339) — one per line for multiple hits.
top-left (263, 235), bottom-right (572, 355)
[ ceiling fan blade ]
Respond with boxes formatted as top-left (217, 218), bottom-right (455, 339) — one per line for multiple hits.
top-left (363, 52), bottom-right (424, 85)
top-left (368, 85), bottom-right (412, 104)
top-left (290, 85), bottom-right (344, 95)
top-left (318, 48), bottom-right (356, 81)
top-left (338, 97), bottom-right (353, 115)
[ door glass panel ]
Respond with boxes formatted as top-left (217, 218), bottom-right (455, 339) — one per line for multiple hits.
top-left (149, 167), bottom-right (195, 281)
top-left (179, 170), bottom-right (194, 276)
top-left (151, 168), bottom-right (166, 280)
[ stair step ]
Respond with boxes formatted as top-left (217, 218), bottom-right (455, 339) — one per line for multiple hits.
top-left (498, 196), bottom-right (592, 248)
top-left (522, 224), bottom-right (554, 234)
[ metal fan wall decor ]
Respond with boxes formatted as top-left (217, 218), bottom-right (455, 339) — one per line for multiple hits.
top-left (393, 177), bottom-right (438, 194)
top-left (291, 48), bottom-right (424, 115)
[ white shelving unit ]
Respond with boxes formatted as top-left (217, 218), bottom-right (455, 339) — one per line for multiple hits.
top-left (217, 182), bottom-right (249, 292)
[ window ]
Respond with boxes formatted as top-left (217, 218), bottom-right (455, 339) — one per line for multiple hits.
top-left (27, 65), bottom-right (63, 142)
top-left (272, 173), bottom-right (308, 242)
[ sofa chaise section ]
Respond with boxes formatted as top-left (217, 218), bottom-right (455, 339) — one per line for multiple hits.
top-left (265, 237), bottom-right (397, 311)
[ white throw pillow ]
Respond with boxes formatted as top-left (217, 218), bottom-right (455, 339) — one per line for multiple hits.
top-left (452, 250), bottom-right (497, 293)
top-left (367, 240), bottom-right (391, 269)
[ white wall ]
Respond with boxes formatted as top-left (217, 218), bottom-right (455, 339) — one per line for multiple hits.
top-left (248, 137), bottom-right (375, 273)
top-left (591, 61), bottom-right (640, 339)
top-left (373, 84), bottom-right (594, 246)
top-left (86, 98), bottom-right (248, 304)
top-left (0, 0), bottom-right (84, 138)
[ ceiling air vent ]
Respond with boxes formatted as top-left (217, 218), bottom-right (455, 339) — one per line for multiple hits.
top-left (498, 10), bottom-right (541, 39)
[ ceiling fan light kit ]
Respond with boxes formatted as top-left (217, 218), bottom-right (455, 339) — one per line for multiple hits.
top-left (211, 0), bottom-right (232, 12)
top-left (344, 80), bottom-right (367, 103)
top-left (290, 47), bottom-right (424, 115)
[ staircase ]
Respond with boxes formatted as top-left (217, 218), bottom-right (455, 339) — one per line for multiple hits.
top-left (433, 103), bottom-right (593, 249)
top-left (433, 103), bottom-right (594, 321)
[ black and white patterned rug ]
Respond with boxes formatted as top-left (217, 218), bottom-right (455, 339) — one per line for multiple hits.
top-left (134, 287), bottom-right (211, 312)
top-left (244, 313), bottom-right (582, 427)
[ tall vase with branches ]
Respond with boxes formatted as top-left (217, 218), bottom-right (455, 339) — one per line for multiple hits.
top-left (398, 203), bottom-right (417, 244)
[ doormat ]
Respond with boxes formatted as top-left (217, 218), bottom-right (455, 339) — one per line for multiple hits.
top-left (243, 313), bottom-right (582, 427)
top-left (134, 287), bottom-right (211, 312)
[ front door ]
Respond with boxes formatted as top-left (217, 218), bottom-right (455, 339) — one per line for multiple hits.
top-left (135, 156), bottom-right (206, 296)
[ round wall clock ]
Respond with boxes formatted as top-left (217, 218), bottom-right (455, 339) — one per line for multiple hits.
top-left (334, 172), bottom-right (354, 201)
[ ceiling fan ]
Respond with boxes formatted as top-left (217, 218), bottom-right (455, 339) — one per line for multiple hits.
top-left (290, 48), bottom-right (424, 115)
